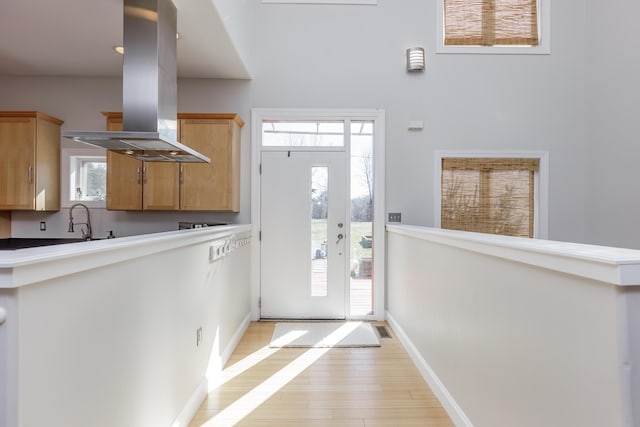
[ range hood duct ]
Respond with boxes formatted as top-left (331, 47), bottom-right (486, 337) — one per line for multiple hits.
top-left (62, 0), bottom-right (210, 163)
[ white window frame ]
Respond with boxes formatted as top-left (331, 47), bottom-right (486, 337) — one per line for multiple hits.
top-left (434, 151), bottom-right (549, 239)
top-left (251, 108), bottom-right (386, 321)
top-left (436, 0), bottom-right (551, 55)
top-left (262, 0), bottom-right (376, 4)
top-left (61, 148), bottom-right (107, 209)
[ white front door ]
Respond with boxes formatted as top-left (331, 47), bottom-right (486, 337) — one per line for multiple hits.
top-left (260, 151), bottom-right (347, 319)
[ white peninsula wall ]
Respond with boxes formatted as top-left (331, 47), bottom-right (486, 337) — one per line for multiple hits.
top-left (0, 225), bottom-right (252, 427)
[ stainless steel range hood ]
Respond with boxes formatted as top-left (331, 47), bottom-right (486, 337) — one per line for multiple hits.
top-left (63, 0), bottom-right (210, 163)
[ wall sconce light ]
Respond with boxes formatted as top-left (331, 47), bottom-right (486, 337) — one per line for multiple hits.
top-left (406, 47), bottom-right (425, 72)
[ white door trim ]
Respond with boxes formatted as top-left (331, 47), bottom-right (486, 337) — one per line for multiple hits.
top-left (251, 108), bottom-right (386, 321)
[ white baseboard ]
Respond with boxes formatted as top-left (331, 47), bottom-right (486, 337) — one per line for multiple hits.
top-left (171, 378), bottom-right (208, 427)
top-left (386, 311), bottom-right (474, 427)
top-left (172, 312), bottom-right (252, 427)
top-left (221, 312), bottom-right (252, 368)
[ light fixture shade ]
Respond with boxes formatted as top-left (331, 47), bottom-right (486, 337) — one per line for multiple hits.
top-left (406, 47), bottom-right (425, 72)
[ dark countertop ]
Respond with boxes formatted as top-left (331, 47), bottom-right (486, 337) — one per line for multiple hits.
top-left (0, 238), bottom-right (86, 250)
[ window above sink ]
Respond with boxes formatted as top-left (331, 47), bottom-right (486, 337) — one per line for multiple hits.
top-left (61, 148), bottom-right (106, 208)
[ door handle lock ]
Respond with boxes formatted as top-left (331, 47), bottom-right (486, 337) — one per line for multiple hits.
top-left (336, 233), bottom-right (344, 244)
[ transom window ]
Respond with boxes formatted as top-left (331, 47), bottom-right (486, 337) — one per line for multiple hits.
top-left (262, 121), bottom-right (346, 147)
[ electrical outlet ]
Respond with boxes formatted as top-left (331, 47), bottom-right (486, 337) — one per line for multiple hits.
top-left (39, 221), bottom-right (46, 231)
top-left (388, 212), bottom-right (402, 222)
top-left (196, 327), bottom-right (203, 347)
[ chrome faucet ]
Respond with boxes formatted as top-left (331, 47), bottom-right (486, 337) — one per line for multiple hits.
top-left (68, 203), bottom-right (92, 241)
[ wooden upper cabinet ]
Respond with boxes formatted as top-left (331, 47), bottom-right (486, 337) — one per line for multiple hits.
top-left (104, 112), bottom-right (243, 212)
top-left (0, 111), bottom-right (62, 211)
top-left (179, 114), bottom-right (243, 212)
top-left (103, 112), bottom-right (179, 211)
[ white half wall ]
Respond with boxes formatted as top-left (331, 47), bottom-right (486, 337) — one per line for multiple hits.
top-left (387, 225), bottom-right (639, 427)
top-left (0, 227), bottom-right (252, 427)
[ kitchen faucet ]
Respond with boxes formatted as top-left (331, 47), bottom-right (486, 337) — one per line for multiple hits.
top-left (68, 203), bottom-right (92, 240)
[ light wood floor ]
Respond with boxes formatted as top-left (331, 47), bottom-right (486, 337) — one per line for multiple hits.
top-left (189, 322), bottom-right (454, 427)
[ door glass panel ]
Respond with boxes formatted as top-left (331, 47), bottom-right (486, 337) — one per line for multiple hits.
top-left (350, 121), bottom-right (374, 315)
top-left (311, 166), bottom-right (328, 297)
top-left (263, 121), bottom-right (345, 147)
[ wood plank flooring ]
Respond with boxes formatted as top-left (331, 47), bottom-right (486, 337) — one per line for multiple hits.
top-left (189, 322), bottom-right (454, 427)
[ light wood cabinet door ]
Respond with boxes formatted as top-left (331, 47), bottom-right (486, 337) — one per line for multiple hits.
top-left (142, 162), bottom-right (180, 210)
top-left (179, 115), bottom-right (242, 212)
top-left (35, 118), bottom-right (61, 210)
top-left (107, 151), bottom-right (143, 210)
top-left (0, 212), bottom-right (10, 238)
top-left (105, 114), bottom-right (143, 210)
top-left (0, 112), bottom-right (61, 211)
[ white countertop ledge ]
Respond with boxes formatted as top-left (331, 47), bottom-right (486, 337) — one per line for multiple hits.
top-left (0, 225), bottom-right (252, 288)
top-left (387, 224), bottom-right (640, 286)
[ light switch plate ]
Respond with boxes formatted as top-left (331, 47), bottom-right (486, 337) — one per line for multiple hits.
top-left (388, 212), bottom-right (402, 222)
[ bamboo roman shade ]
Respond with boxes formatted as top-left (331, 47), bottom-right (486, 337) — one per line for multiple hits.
top-left (441, 158), bottom-right (539, 238)
top-left (444, 0), bottom-right (539, 46)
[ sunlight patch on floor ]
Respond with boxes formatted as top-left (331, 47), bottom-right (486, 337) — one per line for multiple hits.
top-left (201, 322), bottom-right (362, 426)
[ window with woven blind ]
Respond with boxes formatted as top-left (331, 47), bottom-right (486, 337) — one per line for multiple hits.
top-left (441, 158), bottom-right (539, 238)
top-left (437, 0), bottom-right (549, 54)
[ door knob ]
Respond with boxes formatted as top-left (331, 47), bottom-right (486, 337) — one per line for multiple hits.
top-left (336, 233), bottom-right (344, 244)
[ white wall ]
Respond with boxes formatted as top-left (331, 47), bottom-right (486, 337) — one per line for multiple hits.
top-left (249, 0), bottom-right (588, 243)
top-left (386, 226), bottom-right (636, 427)
top-left (584, 1), bottom-right (640, 249)
top-left (0, 229), bottom-right (252, 427)
top-left (0, 0), bottom-right (592, 243)
top-left (212, 0), bottom-right (254, 74)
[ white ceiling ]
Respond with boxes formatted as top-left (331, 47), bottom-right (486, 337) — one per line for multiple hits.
top-left (0, 0), bottom-right (250, 79)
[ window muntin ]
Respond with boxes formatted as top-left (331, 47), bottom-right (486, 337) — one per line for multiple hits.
top-left (441, 157), bottom-right (538, 238)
